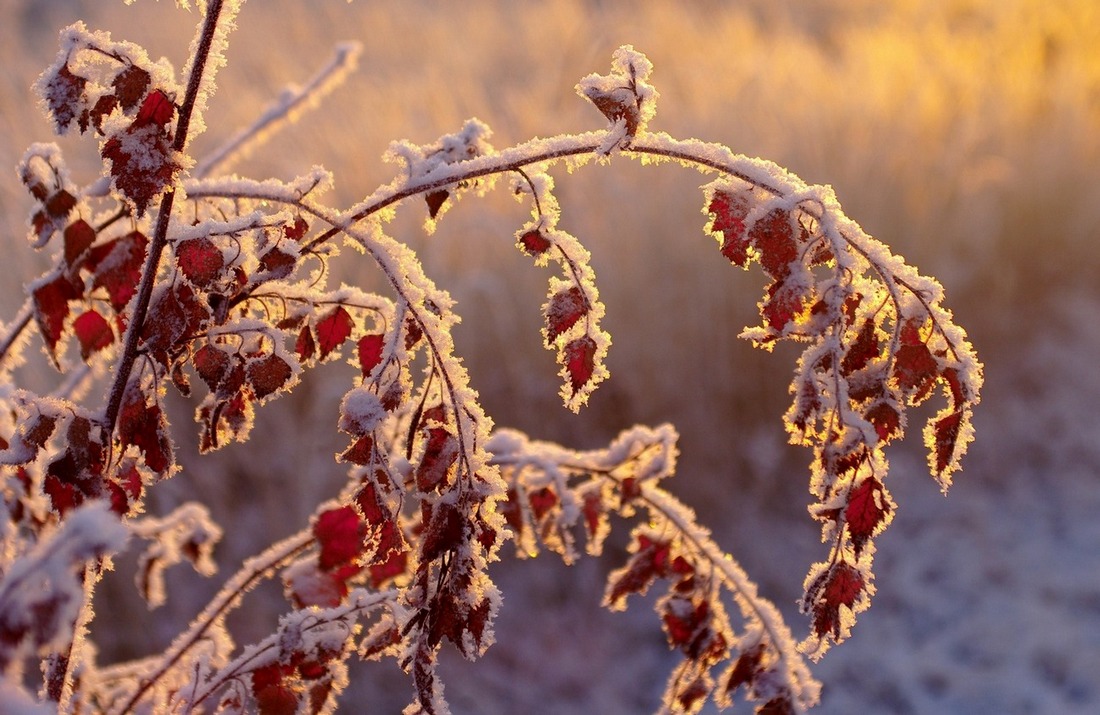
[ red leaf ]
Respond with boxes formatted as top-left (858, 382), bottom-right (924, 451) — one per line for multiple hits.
top-left (357, 334), bottom-right (385, 377)
top-left (193, 344), bottom-right (230, 392)
top-left (254, 680), bottom-right (298, 715)
top-left (545, 286), bottom-right (588, 344)
top-left (87, 94), bottom-right (118, 132)
top-left (44, 474), bottom-right (84, 517)
top-left (582, 492), bottom-right (604, 541)
top-left (102, 120), bottom-right (181, 215)
top-left (284, 216), bottom-right (309, 241)
top-left (661, 595), bottom-right (703, 650)
top-left (606, 535), bottom-right (671, 607)
top-left (416, 427), bottom-right (459, 493)
top-left (502, 489), bottom-right (524, 537)
top-left (176, 237), bottom-right (225, 288)
top-left (933, 411), bottom-right (963, 475)
top-left (117, 461), bottom-right (144, 503)
top-left (63, 219), bottom-right (95, 269)
top-left (528, 487), bottom-right (558, 521)
top-left (368, 549), bottom-right (407, 589)
top-left (842, 319), bottom-right (880, 375)
top-left (45, 190), bottom-right (77, 220)
top-left (118, 385), bottom-right (173, 475)
top-left (811, 562), bottom-right (865, 639)
top-left (823, 563), bottom-right (863, 608)
top-left (134, 89), bottom-right (175, 128)
top-left (247, 353), bottom-right (293, 400)
top-left (111, 64), bottom-right (151, 112)
top-left (425, 189), bottom-right (449, 219)
top-left (761, 279), bottom-right (804, 331)
top-left (141, 282), bottom-right (209, 366)
top-left (72, 310), bottom-right (114, 360)
top-left (563, 336), bottom-right (597, 395)
top-left (709, 190), bottom-right (751, 267)
top-left (31, 273), bottom-right (80, 359)
top-left (314, 505), bottom-right (366, 570)
top-left (750, 208), bottom-right (799, 279)
top-left (404, 316), bottom-right (423, 350)
top-left (519, 228), bottom-right (552, 256)
top-left (44, 64), bottom-right (87, 133)
top-left (258, 245), bottom-right (296, 280)
top-left (296, 325), bottom-right (315, 361)
top-left (942, 367), bottom-right (966, 406)
top-left (315, 306), bottom-right (353, 360)
top-left (893, 342), bottom-right (939, 396)
top-left (421, 502), bottom-right (464, 562)
top-left (341, 435), bottom-right (375, 465)
top-left (899, 317), bottom-right (925, 346)
top-left (87, 231), bottom-right (148, 311)
top-left (865, 401), bottom-right (901, 443)
top-left (844, 477), bottom-right (890, 555)
top-left (724, 643), bottom-right (764, 695)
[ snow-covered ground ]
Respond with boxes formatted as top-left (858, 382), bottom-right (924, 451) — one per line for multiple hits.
top-left (2, 1), bottom-right (1098, 712)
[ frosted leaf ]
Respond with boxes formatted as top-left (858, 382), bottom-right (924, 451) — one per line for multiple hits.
top-left (576, 45), bottom-right (659, 150)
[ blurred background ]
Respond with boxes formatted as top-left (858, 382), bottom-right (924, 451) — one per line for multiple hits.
top-left (2, 0), bottom-right (1099, 712)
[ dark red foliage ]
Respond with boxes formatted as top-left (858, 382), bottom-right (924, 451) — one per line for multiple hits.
top-left (112, 64), bottom-right (152, 111)
top-left (314, 505), bottom-right (367, 570)
top-left (425, 190), bottom-right (449, 219)
top-left (284, 216), bottom-right (309, 241)
top-left (415, 427), bottom-right (459, 493)
top-left (31, 273), bottom-right (81, 360)
top-left (810, 563), bottom-right (865, 639)
top-left (44, 64), bottom-right (87, 133)
top-left (933, 411), bottom-right (963, 475)
top-left (247, 353), bottom-right (294, 399)
top-left (893, 342), bottom-right (939, 395)
top-left (527, 487), bottom-right (558, 521)
top-left (519, 228), bottom-right (552, 256)
top-left (258, 245), bottom-right (296, 280)
top-left (176, 237), bottom-right (225, 288)
top-left (723, 642), bottom-right (764, 695)
top-left (63, 219), bottom-right (95, 270)
top-left (606, 535), bottom-right (671, 607)
top-left (141, 282), bottom-right (209, 366)
top-left (844, 477), bottom-right (891, 556)
top-left (545, 286), bottom-right (587, 344)
top-left (842, 319), bottom-right (880, 374)
top-left (193, 344), bottom-right (231, 392)
top-left (118, 384), bottom-right (173, 475)
top-left (86, 230), bottom-right (149, 311)
top-left (296, 325), bottom-right (316, 361)
top-left (357, 334), bottom-right (385, 377)
top-left (709, 190), bottom-right (752, 266)
top-left (102, 92), bottom-right (180, 214)
top-left (864, 401), bottom-right (901, 443)
top-left (72, 310), bottom-right (114, 360)
top-left (316, 306), bottom-right (353, 360)
top-left (134, 89), bottom-right (175, 128)
top-left (563, 336), bottom-right (597, 395)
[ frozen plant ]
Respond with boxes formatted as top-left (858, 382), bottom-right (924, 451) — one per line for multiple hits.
top-left (0, 2), bottom-right (981, 714)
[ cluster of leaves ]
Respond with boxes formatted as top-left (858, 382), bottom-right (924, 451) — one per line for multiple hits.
top-left (0, 4), bottom-right (979, 715)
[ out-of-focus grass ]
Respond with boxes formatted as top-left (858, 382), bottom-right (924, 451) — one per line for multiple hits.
top-left (1, 1), bottom-right (1098, 711)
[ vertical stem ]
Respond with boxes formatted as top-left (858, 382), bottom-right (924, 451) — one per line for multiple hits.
top-left (55, 0), bottom-right (228, 707)
top-left (102, 0), bottom-right (226, 434)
